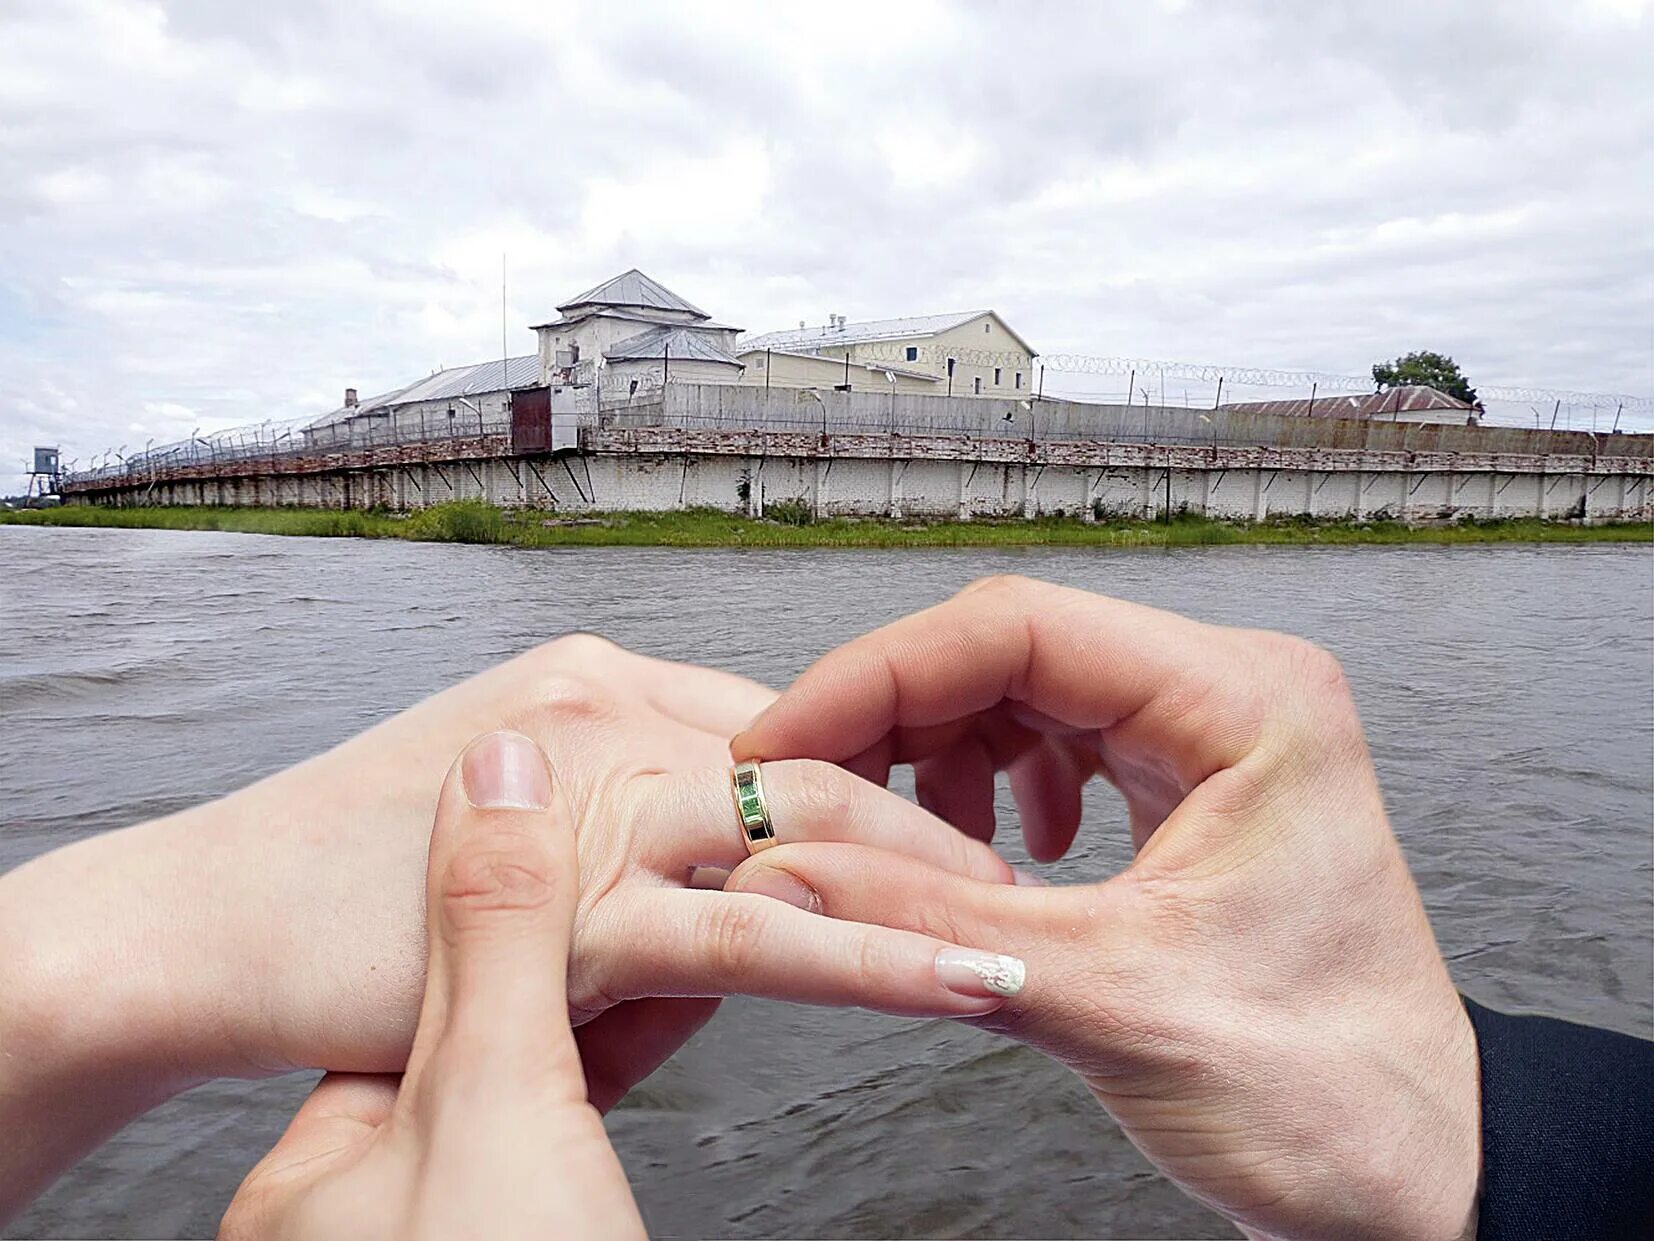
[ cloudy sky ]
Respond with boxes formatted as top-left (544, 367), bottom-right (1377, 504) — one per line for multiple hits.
top-left (2, 0), bottom-right (1651, 489)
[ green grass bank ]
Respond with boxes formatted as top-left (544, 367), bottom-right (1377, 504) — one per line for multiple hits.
top-left (4, 502), bottom-right (1650, 548)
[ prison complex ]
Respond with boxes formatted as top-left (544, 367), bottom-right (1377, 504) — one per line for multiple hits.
top-left (62, 271), bottom-right (1654, 522)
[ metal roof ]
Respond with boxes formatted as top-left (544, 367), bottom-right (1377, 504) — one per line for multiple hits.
top-left (556, 268), bottom-right (707, 318)
top-left (740, 311), bottom-right (995, 353)
top-left (305, 355), bottom-right (541, 429)
top-left (604, 325), bottom-right (742, 366)
top-left (1221, 386), bottom-right (1473, 420)
top-left (530, 307), bottom-right (741, 333)
top-left (387, 355), bottom-right (542, 405)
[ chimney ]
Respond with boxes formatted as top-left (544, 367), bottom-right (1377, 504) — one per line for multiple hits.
top-left (344, 387), bottom-right (358, 408)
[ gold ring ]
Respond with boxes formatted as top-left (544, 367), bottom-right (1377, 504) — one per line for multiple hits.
top-left (730, 760), bottom-right (777, 854)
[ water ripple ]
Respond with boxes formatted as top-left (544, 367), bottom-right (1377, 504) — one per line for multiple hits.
top-left (1, 528), bottom-right (1649, 1241)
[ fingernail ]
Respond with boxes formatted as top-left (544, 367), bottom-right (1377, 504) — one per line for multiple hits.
top-left (1012, 866), bottom-right (1048, 887)
top-left (462, 731), bottom-right (553, 810)
top-left (935, 948), bottom-right (1026, 998)
top-left (737, 866), bottom-right (821, 914)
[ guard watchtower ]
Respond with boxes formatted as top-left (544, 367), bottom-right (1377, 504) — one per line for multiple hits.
top-left (26, 447), bottom-right (60, 502)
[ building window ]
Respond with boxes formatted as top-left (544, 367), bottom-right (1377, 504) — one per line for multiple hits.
top-left (973, 376), bottom-right (982, 395)
top-left (905, 346), bottom-right (918, 361)
top-left (994, 367), bottom-right (1002, 385)
top-left (570, 344), bottom-right (580, 363)
top-left (983, 323), bottom-right (991, 333)
top-left (1015, 371), bottom-right (1023, 389)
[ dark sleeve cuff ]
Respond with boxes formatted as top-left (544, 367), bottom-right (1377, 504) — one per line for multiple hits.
top-left (1463, 995), bottom-right (1654, 1240)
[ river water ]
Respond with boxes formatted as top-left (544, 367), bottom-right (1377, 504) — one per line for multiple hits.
top-left (2, 526), bottom-right (1650, 1239)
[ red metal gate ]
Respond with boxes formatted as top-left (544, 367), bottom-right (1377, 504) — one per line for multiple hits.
top-left (510, 386), bottom-right (552, 453)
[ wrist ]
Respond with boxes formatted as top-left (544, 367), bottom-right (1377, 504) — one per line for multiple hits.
top-left (0, 805), bottom-right (281, 1087)
top-left (1413, 996), bottom-right (1483, 1241)
top-left (0, 836), bottom-right (210, 1223)
top-left (1224, 983), bottom-right (1482, 1241)
top-left (1335, 989), bottom-right (1483, 1241)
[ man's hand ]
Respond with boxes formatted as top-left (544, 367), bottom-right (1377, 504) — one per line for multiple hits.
top-left (730, 575), bottom-right (1481, 1241)
top-left (219, 731), bottom-right (643, 1241)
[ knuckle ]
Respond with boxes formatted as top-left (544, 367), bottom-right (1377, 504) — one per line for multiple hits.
top-left (959, 836), bottom-right (1011, 881)
top-left (1254, 632), bottom-right (1350, 700)
top-left (850, 925), bottom-right (904, 983)
top-left (698, 898), bottom-right (772, 977)
top-left (1225, 631), bottom-right (1360, 739)
top-left (920, 900), bottom-right (980, 949)
top-left (958, 572), bottom-right (1037, 602)
top-left (512, 670), bottom-right (614, 731)
top-left (1286, 635), bottom-right (1352, 699)
top-left (1262, 634), bottom-right (1364, 745)
top-left (441, 833), bottom-right (558, 924)
top-left (546, 631), bottom-right (619, 665)
top-left (782, 758), bottom-right (855, 824)
top-left (1199, 754), bottom-right (1274, 819)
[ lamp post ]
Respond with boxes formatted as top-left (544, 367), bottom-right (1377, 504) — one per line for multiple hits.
top-left (1198, 412), bottom-right (1216, 452)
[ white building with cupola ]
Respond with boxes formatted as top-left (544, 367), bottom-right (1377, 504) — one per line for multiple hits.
top-left (530, 269), bottom-right (745, 391)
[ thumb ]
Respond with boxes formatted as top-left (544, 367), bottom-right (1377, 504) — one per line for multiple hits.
top-left (406, 730), bottom-right (585, 1100)
top-left (220, 1073), bottom-right (397, 1238)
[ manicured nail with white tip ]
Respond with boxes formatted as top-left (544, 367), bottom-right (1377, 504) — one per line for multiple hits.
top-left (935, 948), bottom-right (1026, 999)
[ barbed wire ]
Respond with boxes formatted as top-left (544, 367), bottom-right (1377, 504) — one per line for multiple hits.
top-left (1035, 355), bottom-right (1648, 410)
top-left (762, 339), bottom-right (1651, 410)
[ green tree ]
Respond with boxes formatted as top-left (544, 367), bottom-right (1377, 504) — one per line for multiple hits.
top-left (1371, 350), bottom-right (1478, 406)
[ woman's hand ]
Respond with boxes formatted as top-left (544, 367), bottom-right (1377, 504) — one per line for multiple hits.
top-left (1, 636), bottom-right (1024, 1223)
top-left (729, 576), bottom-right (1481, 1241)
top-left (220, 731), bottom-right (643, 1241)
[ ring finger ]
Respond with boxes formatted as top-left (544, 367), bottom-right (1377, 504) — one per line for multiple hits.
top-left (629, 759), bottom-right (1016, 884)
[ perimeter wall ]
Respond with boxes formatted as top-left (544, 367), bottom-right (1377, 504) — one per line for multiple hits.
top-left (63, 384), bottom-right (1654, 522)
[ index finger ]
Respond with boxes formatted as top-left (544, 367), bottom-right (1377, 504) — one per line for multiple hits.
top-left (732, 574), bottom-right (1262, 786)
